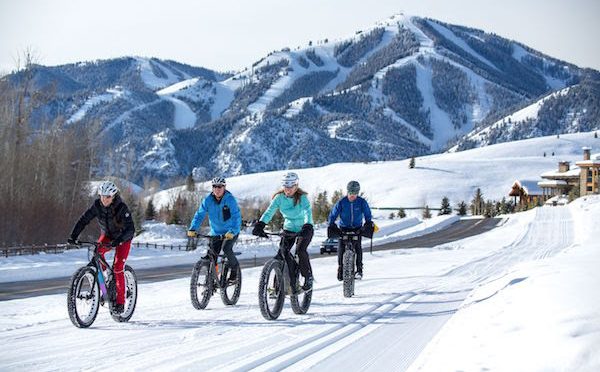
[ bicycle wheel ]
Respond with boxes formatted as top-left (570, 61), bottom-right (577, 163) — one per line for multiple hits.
top-left (111, 265), bottom-right (138, 322)
top-left (290, 274), bottom-right (312, 315)
top-left (220, 262), bottom-right (242, 306)
top-left (343, 250), bottom-right (355, 298)
top-left (67, 266), bottom-right (100, 328)
top-left (190, 259), bottom-right (213, 309)
top-left (258, 259), bottom-right (285, 320)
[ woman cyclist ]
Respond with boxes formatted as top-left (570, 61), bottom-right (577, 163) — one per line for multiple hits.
top-left (68, 180), bottom-right (135, 314)
top-left (252, 172), bottom-right (314, 292)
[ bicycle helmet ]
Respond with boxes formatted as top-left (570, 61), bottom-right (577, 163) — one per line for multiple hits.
top-left (281, 172), bottom-right (299, 188)
top-left (211, 176), bottom-right (226, 186)
top-left (347, 180), bottom-right (360, 194)
top-left (98, 180), bottom-right (119, 197)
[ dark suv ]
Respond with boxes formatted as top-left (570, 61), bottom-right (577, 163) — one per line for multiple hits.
top-left (320, 238), bottom-right (339, 254)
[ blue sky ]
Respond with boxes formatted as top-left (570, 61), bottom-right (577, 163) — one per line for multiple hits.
top-left (1, 0), bottom-right (598, 73)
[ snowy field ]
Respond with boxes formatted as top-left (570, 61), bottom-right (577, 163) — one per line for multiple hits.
top-left (1, 195), bottom-right (598, 371)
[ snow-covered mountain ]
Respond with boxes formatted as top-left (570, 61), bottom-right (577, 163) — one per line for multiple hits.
top-left (3, 14), bottom-right (597, 183)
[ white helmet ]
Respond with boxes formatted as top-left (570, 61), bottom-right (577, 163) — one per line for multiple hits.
top-left (281, 172), bottom-right (299, 188)
top-left (211, 176), bottom-right (226, 186)
top-left (98, 180), bottom-right (119, 197)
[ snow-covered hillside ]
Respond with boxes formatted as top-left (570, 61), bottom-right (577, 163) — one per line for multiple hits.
top-left (153, 131), bottom-right (599, 211)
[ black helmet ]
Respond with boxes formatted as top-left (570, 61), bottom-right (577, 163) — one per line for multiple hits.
top-left (347, 180), bottom-right (360, 194)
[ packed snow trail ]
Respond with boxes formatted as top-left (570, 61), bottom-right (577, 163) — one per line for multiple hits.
top-left (0, 206), bottom-right (575, 371)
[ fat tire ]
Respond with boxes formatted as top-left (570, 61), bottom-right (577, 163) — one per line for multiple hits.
top-left (67, 266), bottom-right (100, 328)
top-left (343, 250), bottom-right (355, 298)
top-left (290, 276), bottom-right (312, 315)
top-left (190, 259), bottom-right (213, 309)
top-left (110, 265), bottom-right (138, 322)
top-left (258, 259), bottom-right (285, 320)
top-left (220, 262), bottom-right (242, 305)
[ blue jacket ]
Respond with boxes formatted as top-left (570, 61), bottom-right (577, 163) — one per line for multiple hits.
top-left (328, 196), bottom-right (372, 229)
top-left (189, 190), bottom-right (241, 236)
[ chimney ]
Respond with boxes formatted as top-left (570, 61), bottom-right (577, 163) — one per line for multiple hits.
top-left (558, 161), bottom-right (570, 173)
top-left (583, 147), bottom-right (591, 161)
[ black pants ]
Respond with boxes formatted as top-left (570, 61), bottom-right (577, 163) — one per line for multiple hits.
top-left (209, 235), bottom-right (239, 268)
top-left (278, 229), bottom-right (313, 281)
top-left (337, 228), bottom-right (363, 273)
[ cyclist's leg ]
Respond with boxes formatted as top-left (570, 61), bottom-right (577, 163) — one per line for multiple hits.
top-left (222, 235), bottom-right (239, 280)
top-left (297, 228), bottom-right (313, 279)
top-left (97, 234), bottom-right (111, 271)
top-left (355, 236), bottom-right (363, 274)
top-left (113, 240), bottom-right (132, 305)
top-left (208, 236), bottom-right (222, 258)
top-left (281, 234), bottom-right (298, 286)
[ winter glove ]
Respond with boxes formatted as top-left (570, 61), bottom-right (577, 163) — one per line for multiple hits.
top-left (361, 221), bottom-right (376, 238)
top-left (110, 239), bottom-right (122, 248)
top-left (187, 230), bottom-right (197, 238)
top-left (224, 231), bottom-right (235, 240)
top-left (67, 237), bottom-right (79, 245)
top-left (327, 224), bottom-right (342, 239)
top-left (252, 221), bottom-right (268, 238)
top-left (300, 223), bottom-right (314, 238)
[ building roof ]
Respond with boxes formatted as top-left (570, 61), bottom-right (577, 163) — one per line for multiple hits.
top-left (540, 167), bottom-right (580, 179)
top-left (576, 153), bottom-right (600, 166)
top-left (538, 180), bottom-right (568, 188)
top-left (515, 180), bottom-right (543, 195)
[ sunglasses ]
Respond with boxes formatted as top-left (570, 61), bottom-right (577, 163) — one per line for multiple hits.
top-left (212, 185), bottom-right (225, 189)
top-left (100, 194), bottom-right (114, 198)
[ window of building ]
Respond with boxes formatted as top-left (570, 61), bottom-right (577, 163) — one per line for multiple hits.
top-left (587, 186), bottom-right (593, 192)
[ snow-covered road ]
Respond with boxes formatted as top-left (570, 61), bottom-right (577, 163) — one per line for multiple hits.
top-left (0, 205), bottom-right (584, 371)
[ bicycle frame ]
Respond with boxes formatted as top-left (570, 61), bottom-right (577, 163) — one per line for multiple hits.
top-left (196, 234), bottom-right (237, 289)
top-left (80, 241), bottom-right (115, 303)
top-left (340, 230), bottom-right (361, 254)
top-left (266, 231), bottom-right (302, 291)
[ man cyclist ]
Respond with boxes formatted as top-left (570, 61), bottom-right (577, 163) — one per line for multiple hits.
top-left (328, 180), bottom-right (375, 281)
top-left (252, 172), bottom-right (314, 292)
top-left (188, 176), bottom-right (242, 284)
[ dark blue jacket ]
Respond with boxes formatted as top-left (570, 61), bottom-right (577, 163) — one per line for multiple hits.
top-left (328, 196), bottom-right (372, 229)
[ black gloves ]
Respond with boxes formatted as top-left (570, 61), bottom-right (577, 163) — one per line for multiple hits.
top-left (361, 221), bottom-right (375, 238)
top-left (252, 221), bottom-right (268, 238)
top-left (110, 239), bottom-right (122, 248)
top-left (67, 237), bottom-right (79, 245)
top-left (300, 223), bottom-right (314, 238)
top-left (327, 224), bottom-right (342, 238)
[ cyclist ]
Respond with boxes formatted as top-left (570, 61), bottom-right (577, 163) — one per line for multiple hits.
top-left (187, 176), bottom-right (242, 284)
top-left (252, 172), bottom-right (314, 292)
top-left (328, 180), bottom-right (375, 281)
top-left (68, 180), bottom-right (135, 314)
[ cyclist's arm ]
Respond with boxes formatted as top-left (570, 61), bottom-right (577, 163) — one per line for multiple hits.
top-left (228, 196), bottom-right (242, 235)
top-left (260, 194), bottom-right (281, 224)
top-left (301, 194), bottom-right (314, 226)
top-left (70, 202), bottom-right (98, 239)
top-left (189, 197), bottom-right (208, 231)
top-left (115, 203), bottom-right (135, 243)
top-left (328, 200), bottom-right (342, 225)
top-left (363, 198), bottom-right (373, 223)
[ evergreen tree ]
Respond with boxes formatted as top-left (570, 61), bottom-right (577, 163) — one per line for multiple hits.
top-left (457, 201), bottom-right (467, 216)
top-left (595, 131), bottom-right (598, 139)
top-left (331, 189), bottom-right (344, 205)
top-left (438, 196), bottom-right (452, 215)
top-left (422, 205), bottom-right (432, 219)
top-left (186, 173), bottom-right (195, 191)
top-left (145, 199), bottom-right (156, 220)
top-left (389, 212), bottom-right (395, 219)
top-left (470, 188), bottom-right (484, 215)
top-left (397, 208), bottom-right (406, 218)
top-left (312, 191), bottom-right (331, 223)
top-left (409, 157), bottom-right (415, 169)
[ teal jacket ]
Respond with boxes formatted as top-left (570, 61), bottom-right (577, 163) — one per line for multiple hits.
top-left (260, 192), bottom-right (313, 232)
top-left (189, 191), bottom-right (241, 236)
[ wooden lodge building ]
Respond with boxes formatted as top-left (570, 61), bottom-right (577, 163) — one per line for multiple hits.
top-left (510, 147), bottom-right (600, 207)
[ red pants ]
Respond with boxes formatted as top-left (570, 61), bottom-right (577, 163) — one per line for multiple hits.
top-left (98, 235), bottom-right (132, 305)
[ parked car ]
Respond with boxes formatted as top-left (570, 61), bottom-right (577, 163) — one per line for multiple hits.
top-left (320, 237), bottom-right (339, 254)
